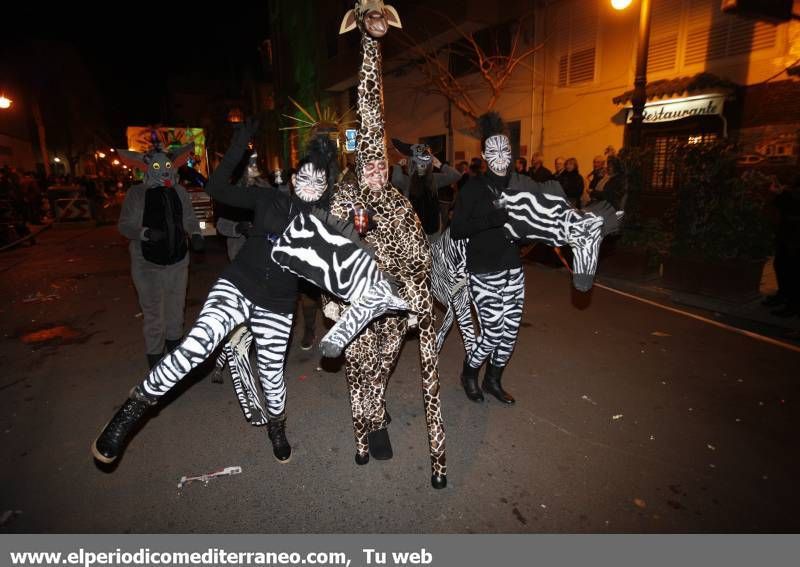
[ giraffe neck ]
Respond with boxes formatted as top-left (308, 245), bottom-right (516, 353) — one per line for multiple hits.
top-left (355, 31), bottom-right (387, 194)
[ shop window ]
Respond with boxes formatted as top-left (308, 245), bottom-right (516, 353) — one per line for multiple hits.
top-left (555, 1), bottom-right (598, 87)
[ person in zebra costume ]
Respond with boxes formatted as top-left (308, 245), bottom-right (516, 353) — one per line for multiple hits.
top-left (432, 188), bottom-right (623, 358)
top-left (92, 122), bottom-right (406, 466)
top-left (449, 112), bottom-right (529, 405)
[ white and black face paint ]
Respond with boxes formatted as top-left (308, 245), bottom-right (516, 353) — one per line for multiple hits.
top-left (292, 163), bottom-right (327, 202)
top-left (482, 135), bottom-right (512, 176)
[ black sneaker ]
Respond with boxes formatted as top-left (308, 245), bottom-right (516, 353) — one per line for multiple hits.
top-left (92, 392), bottom-right (156, 464)
top-left (267, 415), bottom-right (292, 463)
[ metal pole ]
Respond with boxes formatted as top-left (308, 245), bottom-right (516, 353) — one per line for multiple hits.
top-left (628, 0), bottom-right (652, 148)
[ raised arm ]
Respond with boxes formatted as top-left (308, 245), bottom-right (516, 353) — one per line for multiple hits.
top-left (391, 164), bottom-right (409, 195)
top-left (433, 164), bottom-right (462, 189)
top-left (205, 119), bottom-right (263, 209)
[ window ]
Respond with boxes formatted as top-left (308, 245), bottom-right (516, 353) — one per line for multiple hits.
top-left (684, 0), bottom-right (777, 66)
top-left (644, 132), bottom-right (717, 192)
top-left (556, 1), bottom-right (598, 87)
top-left (647, 0), bottom-right (683, 73)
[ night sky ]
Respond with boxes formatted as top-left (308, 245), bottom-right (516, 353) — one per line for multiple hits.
top-left (1, 4), bottom-right (271, 143)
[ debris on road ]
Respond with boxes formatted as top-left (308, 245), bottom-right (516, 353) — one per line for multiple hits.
top-left (612, 414), bottom-right (623, 421)
top-left (633, 498), bottom-right (646, 509)
top-left (21, 292), bottom-right (60, 304)
top-left (177, 466), bottom-right (242, 489)
top-left (134, 312), bottom-right (143, 318)
top-left (707, 444), bottom-right (716, 451)
top-left (581, 394), bottom-right (597, 406)
top-left (651, 331), bottom-right (671, 337)
top-left (649, 435), bottom-right (655, 441)
top-left (298, 375), bottom-right (307, 381)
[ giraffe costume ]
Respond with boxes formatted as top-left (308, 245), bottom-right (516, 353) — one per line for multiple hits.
top-left (331, 0), bottom-right (447, 489)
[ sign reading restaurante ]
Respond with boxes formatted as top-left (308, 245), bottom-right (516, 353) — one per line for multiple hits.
top-left (626, 94), bottom-right (726, 124)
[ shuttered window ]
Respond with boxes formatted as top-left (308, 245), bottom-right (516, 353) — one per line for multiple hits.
top-left (684, 0), bottom-right (777, 66)
top-left (647, 0), bottom-right (682, 73)
top-left (556, 1), bottom-right (598, 87)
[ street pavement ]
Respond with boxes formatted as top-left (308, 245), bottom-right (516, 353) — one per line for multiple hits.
top-left (0, 226), bottom-right (798, 533)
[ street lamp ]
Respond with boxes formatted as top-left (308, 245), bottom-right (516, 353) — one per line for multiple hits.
top-left (97, 152), bottom-right (106, 159)
top-left (0, 95), bottom-right (12, 109)
top-left (613, 0), bottom-right (652, 148)
top-left (112, 159), bottom-right (120, 166)
top-left (53, 157), bottom-right (61, 163)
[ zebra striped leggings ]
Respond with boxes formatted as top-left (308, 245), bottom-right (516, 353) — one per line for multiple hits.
top-left (466, 267), bottom-right (525, 369)
top-left (139, 278), bottom-right (293, 417)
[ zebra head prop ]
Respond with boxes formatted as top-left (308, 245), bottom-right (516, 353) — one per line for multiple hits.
top-left (392, 138), bottom-right (432, 176)
top-left (118, 143), bottom-right (194, 189)
top-left (502, 185), bottom-right (624, 292)
top-left (567, 201), bottom-right (624, 291)
top-left (340, 0), bottom-right (402, 38)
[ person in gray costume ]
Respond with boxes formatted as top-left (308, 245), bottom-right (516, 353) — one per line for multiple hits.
top-left (117, 142), bottom-right (204, 369)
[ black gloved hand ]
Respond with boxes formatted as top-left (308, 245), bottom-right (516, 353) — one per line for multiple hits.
top-left (232, 117), bottom-right (260, 148)
top-left (235, 221), bottom-right (253, 237)
top-left (191, 233), bottom-right (205, 252)
top-left (145, 228), bottom-right (165, 242)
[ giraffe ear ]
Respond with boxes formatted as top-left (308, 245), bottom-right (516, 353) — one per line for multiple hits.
top-left (339, 9), bottom-right (357, 34)
top-left (384, 5), bottom-right (402, 28)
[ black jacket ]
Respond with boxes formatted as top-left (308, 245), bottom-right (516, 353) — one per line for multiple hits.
top-left (206, 148), bottom-right (318, 313)
top-left (450, 172), bottom-right (520, 274)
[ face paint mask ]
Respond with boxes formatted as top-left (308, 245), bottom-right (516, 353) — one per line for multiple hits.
top-left (410, 144), bottom-right (432, 176)
top-left (363, 159), bottom-right (388, 190)
top-left (482, 135), bottom-right (512, 176)
top-left (292, 163), bottom-right (327, 202)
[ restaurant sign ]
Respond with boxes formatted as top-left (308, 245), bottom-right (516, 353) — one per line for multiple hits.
top-left (626, 94), bottom-right (726, 124)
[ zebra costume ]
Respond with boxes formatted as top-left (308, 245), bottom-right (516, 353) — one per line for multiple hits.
top-left (92, 127), bottom-right (408, 466)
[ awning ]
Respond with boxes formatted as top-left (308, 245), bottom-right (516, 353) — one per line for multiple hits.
top-left (612, 72), bottom-right (739, 105)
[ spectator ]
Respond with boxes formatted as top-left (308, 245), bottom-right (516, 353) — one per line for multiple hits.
top-left (529, 153), bottom-right (553, 182)
top-left (514, 158), bottom-right (528, 176)
top-left (553, 156), bottom-right (566, 181)
top-left (763, 177), bottom-right (800, 318)
top-left (590, 156), bottom-right (625, 210)
top-left (559, 157), bottom-right (586, 209)
top-left (586, 155), bottom-right (606, 191)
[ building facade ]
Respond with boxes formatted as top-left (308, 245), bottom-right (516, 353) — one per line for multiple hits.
top-left (285, 0), bottom-right (799, 200)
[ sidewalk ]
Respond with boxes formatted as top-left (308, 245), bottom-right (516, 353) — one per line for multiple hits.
top-left (594, 257), bottom-right (800, 344)
top-left (0, 222), bottom-right (53, 253)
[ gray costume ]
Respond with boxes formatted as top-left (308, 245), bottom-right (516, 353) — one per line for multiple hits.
top-left (117, 144), bottom-right (202, 357)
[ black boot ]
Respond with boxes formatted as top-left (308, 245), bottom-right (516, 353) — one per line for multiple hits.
top-left (146, 353), bottom-right (162, 370)
top-left (460, 359), bottom-right (483, 403)
top-left (482, 364), bottom-right (515, 405)
top-left (368, 427), bottom-right (393, 460)
top-left (92, 388), bottom-right (157, 464)
top-left (267, 414), bottom-right (292, 463)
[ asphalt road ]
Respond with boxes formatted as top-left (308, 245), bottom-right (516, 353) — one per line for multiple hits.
top-left (1, 226), bottom-right (798, 533)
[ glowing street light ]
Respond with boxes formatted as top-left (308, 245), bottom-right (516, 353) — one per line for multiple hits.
top-left (611, 0), bottom-right (633, 9)
top-left (112, 159), bottom-right (120, 166)
top-left (53, 157), bottom-right (61, 163)
top-left (0, 95), bottom-right (12, 109)
top-left (97, 152), bottom-right (106, 159)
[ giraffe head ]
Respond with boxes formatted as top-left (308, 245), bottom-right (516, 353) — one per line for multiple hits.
top-left (340, 0), bottom-right (402, 38)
